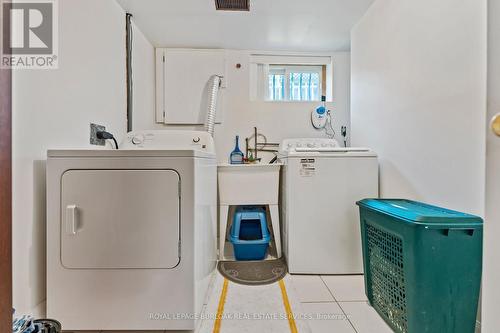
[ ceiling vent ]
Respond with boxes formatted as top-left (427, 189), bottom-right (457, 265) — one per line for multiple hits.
top-left (215, 0), bottom-right (250, 11)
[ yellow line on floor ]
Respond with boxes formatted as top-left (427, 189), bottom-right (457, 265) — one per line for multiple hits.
top-left (279, 279), bottom-right (298, 333)
top-left (213, 278), bottom-right (229, 333)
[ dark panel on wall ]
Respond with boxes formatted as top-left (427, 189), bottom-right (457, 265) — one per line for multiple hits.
top-left (0, 0), bottom-right (13, 327)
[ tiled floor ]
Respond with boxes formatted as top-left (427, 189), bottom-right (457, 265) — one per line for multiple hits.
top-left (62, 274), bottom-right (393, 333)
top-left (288, 274), bottom-right (393, 333)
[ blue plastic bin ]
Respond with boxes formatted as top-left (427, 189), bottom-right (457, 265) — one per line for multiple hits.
top-left (230, 206), bottom-right (270, 261)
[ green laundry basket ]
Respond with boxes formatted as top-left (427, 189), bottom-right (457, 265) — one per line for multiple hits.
top-left (357, 199), bottom-right (483, 333)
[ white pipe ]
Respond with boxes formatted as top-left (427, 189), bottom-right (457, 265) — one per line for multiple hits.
top-left (205, 75), bottom-right (222, 137)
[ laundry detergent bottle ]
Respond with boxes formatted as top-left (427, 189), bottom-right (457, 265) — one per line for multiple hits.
top-left (229, 135), bottom-right (244, 164)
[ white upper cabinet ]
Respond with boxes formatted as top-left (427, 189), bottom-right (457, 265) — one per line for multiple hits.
top-left (156, 48), bottom-right (226, 125)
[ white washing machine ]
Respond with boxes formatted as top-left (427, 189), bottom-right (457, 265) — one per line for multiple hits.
top-left (46, 130), bottom-right (217, 331)
top-left (279, 138), bottom-right (378, 274)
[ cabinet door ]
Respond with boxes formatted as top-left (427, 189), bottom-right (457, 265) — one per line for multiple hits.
top-left (156, 48), bottom-right (225, 124)
top-left (61, 170), bottom-right (180, 269)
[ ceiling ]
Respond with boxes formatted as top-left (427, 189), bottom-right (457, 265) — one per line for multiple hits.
top-left (116, 0), bottom-right (375, 52)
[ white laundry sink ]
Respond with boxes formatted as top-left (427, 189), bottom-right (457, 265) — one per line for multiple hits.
top-left (217, 163), bottom-right (282, 205)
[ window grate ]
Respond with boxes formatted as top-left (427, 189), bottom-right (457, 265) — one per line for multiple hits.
top-left (267, 65), bottom-right (322, 101)
top-left (268, 73), bottom-right (285, 101)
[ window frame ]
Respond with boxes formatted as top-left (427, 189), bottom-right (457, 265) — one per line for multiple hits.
top-left (249, 54), bottom-right (333, 103)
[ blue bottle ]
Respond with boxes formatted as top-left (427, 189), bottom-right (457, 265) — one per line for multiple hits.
top-left (230, 135), bottom-right (244, 164)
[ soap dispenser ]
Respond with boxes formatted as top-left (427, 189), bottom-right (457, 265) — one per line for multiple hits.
top-left (229, 135), bottom-right (244, 164)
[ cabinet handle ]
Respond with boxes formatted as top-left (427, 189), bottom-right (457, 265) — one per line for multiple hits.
top-left (66, 205), bottom-right (77, 235)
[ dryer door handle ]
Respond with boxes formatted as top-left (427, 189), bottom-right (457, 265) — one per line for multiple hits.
top-left (66, 204), bottom-right (78, 235)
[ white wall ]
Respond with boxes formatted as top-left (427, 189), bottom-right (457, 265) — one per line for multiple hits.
top-left (351, 0), bottom-right (487, 216)
top-left (12, 0), bottom-right (127, 315)
top-left (131, 21), bottom-right (156, 131)
top-left (132, 48), bottom-right (351, 163)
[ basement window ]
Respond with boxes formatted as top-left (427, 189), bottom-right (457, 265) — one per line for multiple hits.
top-left (268, 65), bottom-right (323, 101)
top-left (250, 54), bottom-right (332, 102)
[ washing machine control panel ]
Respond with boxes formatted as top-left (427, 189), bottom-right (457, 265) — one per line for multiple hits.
top-left (280, 138), bottom-right (340, 153)
top-left (120, 130), bottom-right (215, 153)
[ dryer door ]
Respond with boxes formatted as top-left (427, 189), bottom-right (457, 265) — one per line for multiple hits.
top-left (60, 169), bottom-right (180, 269)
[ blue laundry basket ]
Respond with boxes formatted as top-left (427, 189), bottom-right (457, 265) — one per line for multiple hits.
top-left (230, 206), bottom-right (270, 261)
top-left (357, 199), bottom-right (483, 333)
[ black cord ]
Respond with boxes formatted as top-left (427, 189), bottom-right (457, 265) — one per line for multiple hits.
top-left (126, 13), bottom-right (133, 132)
top-left (112, 137), bottom-right (119, 150)
top-left (341, 126), bottom-right (348, 147)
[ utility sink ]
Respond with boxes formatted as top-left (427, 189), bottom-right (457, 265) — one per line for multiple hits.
top-left (217, 162), bottom-right (283, 259)
top-left (217, 163), bottom-right (282, 205)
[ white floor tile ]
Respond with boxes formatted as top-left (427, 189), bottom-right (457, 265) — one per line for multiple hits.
top-left (64, 330), bottom-right (164, 332)
top-left (300, 303), bottom-right (355, 333)
top-left (339, 301), bottom-right (393, 333)
top-left (198, 273), bottom-right (225, 333)
top-left (321, 275), bottom-right (367, 302)
top-left (281, 276), bottom-right (312, 333)
top-left (289, 275), bottom-right (334, 303)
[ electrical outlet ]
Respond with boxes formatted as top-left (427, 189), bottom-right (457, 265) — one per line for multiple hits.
top-left (90, 123), bottom-right (106, 146)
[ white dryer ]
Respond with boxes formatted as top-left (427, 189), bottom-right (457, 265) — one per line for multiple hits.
top-left (279, 138), bottom-right (378, 274)
top-left (46, 130), bottom-right (217, 331)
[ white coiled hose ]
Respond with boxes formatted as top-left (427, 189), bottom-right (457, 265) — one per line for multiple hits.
top-left (205, 75), bottom-right (223, 137)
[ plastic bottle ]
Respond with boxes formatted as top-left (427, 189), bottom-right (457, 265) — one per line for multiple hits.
top-left (230, 135), bottom-right (244, 164)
